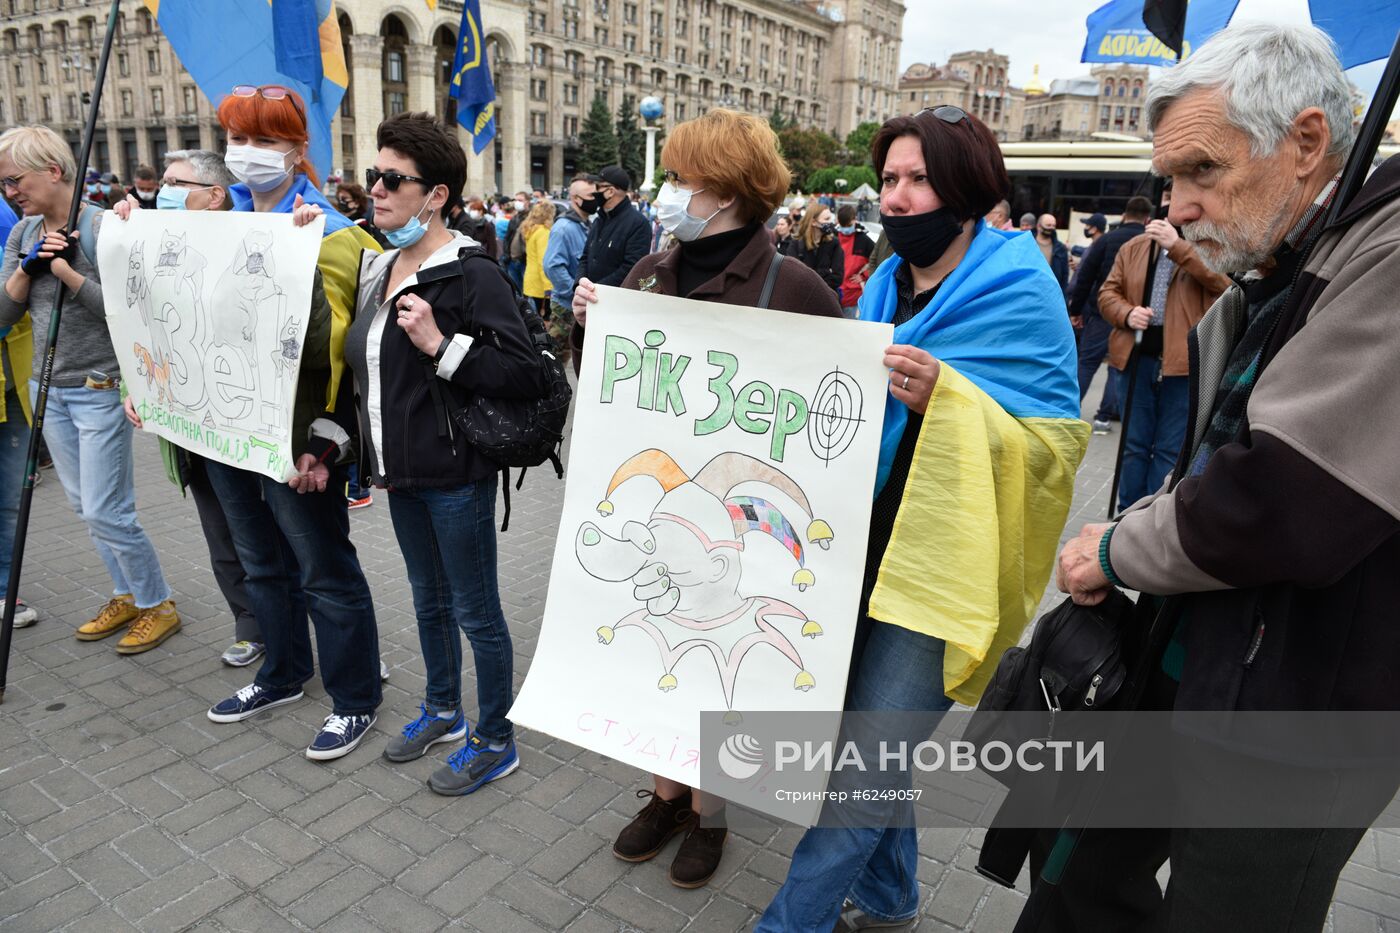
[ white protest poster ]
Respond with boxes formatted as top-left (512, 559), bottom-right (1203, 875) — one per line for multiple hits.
top-left (96, 210), bottom-right (325, 481)
top-left (510, 285), bottom-right (893, 816)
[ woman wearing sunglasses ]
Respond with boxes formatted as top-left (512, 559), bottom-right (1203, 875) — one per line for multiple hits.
top-left (201, 85), bottom-right (388, 762)
top-left (756, 107), bottom-right (1087, 930)
top-left (344, 112), bottom-right (544, 795)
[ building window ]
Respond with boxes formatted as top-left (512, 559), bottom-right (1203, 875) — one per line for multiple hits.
top-left (183, 86), bottom-right (197, 114)
top-left (564, 51), bottom-right (580, 74)
top-left (624, 33), bottom-right (636, 52)
top-left (16, 98), bottom-right (26, 122)
top-left (387, 91), bottom-right (406, 115)
top-left (564, 115), bottom-right (578, 136)
top-left (531, 78), bottom-right (547, 100)
top-left (13, 63), bottom-right (23, 86)
top-left (530, 111), bottom-right (546, 135)
top-left (41, 95), bottom-right (51, 121)
top-left (147, 49), bottom-right (160, 74)
top-left (533, 45), bottom-right (550, 67)
top-left (386, 50), bottom-right (404, 83)
top-left (151, 87), bottom-right (163, 115)
top-left (118, 52), bottom-right (129, 77)
top-left (564, 83), bottom-right (578, 104)
top-left (37, 59), bottom-right (47, 83)
top-left (121, 89), bottom-right (132, 116)
top-left (65, 93), bottom-right (76, 120)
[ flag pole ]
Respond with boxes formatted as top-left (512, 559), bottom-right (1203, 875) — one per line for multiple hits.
top-left (1327, 31), bottom-right (1400, 226)
top-left (0, 0), bottom-right (123, 704)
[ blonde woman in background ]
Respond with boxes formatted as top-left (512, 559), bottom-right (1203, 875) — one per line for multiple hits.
top-left (520, 200), bottom-right (556, 316)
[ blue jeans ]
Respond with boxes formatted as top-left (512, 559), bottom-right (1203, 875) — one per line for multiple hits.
top-left (758, 620), bottom-right (954, 931)
top-left (346, 462), bottom-right (368, 499)
top-left (35, 382), bottom-right (170, 607)
top-left (202, 459), bottom-right (381, 716)
top-left (507, 259), bottom-right (525, 291)
top-left (1118, 358), bottom-right (1190, 513)
top-left (1077, 314), bottom-right (1120, 420)
top-left (388, 477), bottom-right (514, 742)
top-left (0, 390), bottom-right (29, 596)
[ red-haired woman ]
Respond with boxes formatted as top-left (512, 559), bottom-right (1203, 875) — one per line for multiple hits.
top-left (201, 85), bottom-right (387, 763)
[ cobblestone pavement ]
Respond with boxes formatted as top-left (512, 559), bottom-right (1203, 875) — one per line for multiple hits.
top-left (1, 368), bottom-right (1396, 932)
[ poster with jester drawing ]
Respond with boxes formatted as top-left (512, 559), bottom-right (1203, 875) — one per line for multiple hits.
top-left (510, 284), bottom-right (893, 813)
top-left (95, 210), bottom-right (325, 482)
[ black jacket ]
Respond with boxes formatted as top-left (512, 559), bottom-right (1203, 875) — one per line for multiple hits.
top-left (790, 234), bottom-right (844, 293)
top-left (1039, 234), bottom-right (1070, 291)
top-left (579, 198), bottom-right (652, 287)
top-left (447, 209), bottom-right (499, 260)
top-left (1067, 222), bottom-right (1145, 319)
top-left (346, 235), bottom-right (547, 488)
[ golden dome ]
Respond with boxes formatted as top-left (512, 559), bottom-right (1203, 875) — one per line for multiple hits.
top-left (1025, 63), bottom-right (1047, 97)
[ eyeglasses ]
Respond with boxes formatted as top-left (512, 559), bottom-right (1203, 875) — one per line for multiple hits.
top-left (917, 105), bottom-right (968, 125)
top-left (230, 84), bottom-right (307, 128)
top-left (662, 170), bottom-right (685, 186)
top-left (0, 170), bottom-right (31, 191)
top-left (161, 175), bottom-right (208, 189)
top-left (365, 167), bottom-right (432, 192)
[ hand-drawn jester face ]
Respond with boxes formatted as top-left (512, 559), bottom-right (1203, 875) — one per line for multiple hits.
top-left (125, 242), bottom-right (145, 303)
top-left (156, 230), bottom-right (186, 270)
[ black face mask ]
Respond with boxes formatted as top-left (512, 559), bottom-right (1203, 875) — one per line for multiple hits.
top-left (881, 208), bottom-right (964, 269)
top-left (820, 222), bottom-right (836, 236)
top-left (580, 194), bottom-right (603, 216)
top-left (1155, 204), bottom-right (1171, 221)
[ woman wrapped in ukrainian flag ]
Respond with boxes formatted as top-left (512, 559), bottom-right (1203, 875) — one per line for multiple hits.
top-left (758, 107), bottom-right (1090, 930)
top-left (201, 85), bottom-right (390, 763)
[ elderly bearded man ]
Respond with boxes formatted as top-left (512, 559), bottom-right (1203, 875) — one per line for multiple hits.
top-left (1025, 23), bottom-right (1400, 933)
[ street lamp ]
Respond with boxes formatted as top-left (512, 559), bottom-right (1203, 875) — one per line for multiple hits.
top-left (639, 95), bottom-right (664, 195)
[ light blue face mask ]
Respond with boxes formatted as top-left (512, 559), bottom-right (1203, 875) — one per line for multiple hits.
top-left (385, 192), bottom-right (436, 249)
top-left (156, 185), bottom-right (189, 210)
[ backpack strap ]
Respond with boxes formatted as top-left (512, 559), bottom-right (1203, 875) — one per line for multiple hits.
top-left (76, 204), bottom-right (97, 268)
top-left (757, 252), bottom-right (784, 309)
top-left (499, 467), bottom-right (511, 533)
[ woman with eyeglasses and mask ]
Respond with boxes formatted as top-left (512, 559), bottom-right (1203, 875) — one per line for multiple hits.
top-left (201, 84), bottom-right (388, 763)
top-left (573, 108), bottom-right (842, 891)
top-left (756, 107), bottom-right (1088, 931)
top-left (0, 125), bottom-right (177, 649)
top-left (344, 112), bottom-right (545, 796)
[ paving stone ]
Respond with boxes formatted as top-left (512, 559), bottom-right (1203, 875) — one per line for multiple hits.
top-left (357, 883), bottom-right (451, 932)
top-left (525, 828), bottom-right (607, 883)
top-left (425, 855), bottom-right (513, 917)
top-left (0, 782), bottom-right (61, 827)
top-left (394, 841), bottom-right (480, 898)
top-left (243, 818), bottom-right (324, 865)
top-left (927, 869), bottom-right (987, 929)
top-left (494, 873), bottom-right (587, 928)
top-left (205, 837), bottom-right (288, 888)
top-left (0, 831), bottom-right (58, 884)
top-left (596, 885), bottom-right (690, 933)
top-left (288, 866), bottom-right (380, 928)
top-left (686, 894), bottom-right (757, 931)
top-left (140, 879), bottom-right (242, 933)
top-left (51, 905), bottom-right (141, 933)
top-left (111, 861), bottom-right (216, 921)
top-left (334, 826), bottom-right (418, 880)
top-left (48, 809), bottom-right (148, 862)
top-left (0, 864), bottom-right (79, 917)
top-left (561, 849), bottom-right (633, 902)
top-left (368, 807), bottom-right (452, 856)
top-left (8, 882), bottom-right (101, 931)
top-left (260, 848), bottom-right (354, 908)
top-left (176, 802), bottom-right (269, 853)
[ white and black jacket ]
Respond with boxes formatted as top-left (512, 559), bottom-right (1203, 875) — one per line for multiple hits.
top-left (345, 233), bottom-right (546, 489)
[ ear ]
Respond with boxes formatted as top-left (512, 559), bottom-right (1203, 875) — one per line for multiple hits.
top-left (1290, 106), bottom-right (1332, 178)
top-left (705, 551), bottom-right (732, 583)
top-left (208, 186), bottom-right (227, 210)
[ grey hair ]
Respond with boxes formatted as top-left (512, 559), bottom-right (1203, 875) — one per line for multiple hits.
top-left (1147, 22), bottom-right (1355, 159)
top-left (162, 149), bottom-right (236, 188)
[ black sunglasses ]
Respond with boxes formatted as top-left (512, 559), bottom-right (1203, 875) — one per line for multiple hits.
top-left (916, 105), bottom-right (968, 125)
top-left (366, 167), bottom-right (431, 192)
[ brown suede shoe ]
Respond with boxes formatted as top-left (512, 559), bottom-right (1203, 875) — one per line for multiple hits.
top-left (613, 789), bottom-right (696, 862)
top-left (668, 818), bottom-right (728, 888)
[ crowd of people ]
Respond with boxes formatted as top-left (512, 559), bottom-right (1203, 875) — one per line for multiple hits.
top-left (0, 20), bottom-right (1395, 932)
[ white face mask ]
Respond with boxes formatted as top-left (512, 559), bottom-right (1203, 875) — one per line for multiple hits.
top-left (467, 209), bottom-right (483, 221)
top-left (514, 199), bottom-right (527, 212)
top-left (654, 182), bottom-right (721, 243)
top-left (225, 144), bottom-right (295, 193)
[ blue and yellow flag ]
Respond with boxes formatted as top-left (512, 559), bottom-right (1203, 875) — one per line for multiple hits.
top-left (143, 0), bottom-right (347, 179)
top-left (1081, 0), bottom-right (1239, 65)
top-left (449, 0), bottom-right (498, 154)
top-left (859, 225), bottom-right (1089, 704)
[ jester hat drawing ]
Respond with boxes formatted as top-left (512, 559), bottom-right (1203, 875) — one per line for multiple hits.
top-left (595, 450), bottom-right (834, 590)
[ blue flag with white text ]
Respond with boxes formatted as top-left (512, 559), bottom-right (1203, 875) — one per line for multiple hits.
top-left (449, 0), bottom-right (498, 154)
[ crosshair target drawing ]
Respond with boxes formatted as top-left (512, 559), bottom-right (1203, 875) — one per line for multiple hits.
top-left (807, 369), bottom-right (866, 463)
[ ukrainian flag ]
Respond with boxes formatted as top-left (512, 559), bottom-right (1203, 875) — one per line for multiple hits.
top-left (859, 224), bottom-right (1090, 705)
top-left (449, 0), bottom-right (498, 154)
top-left (142, 0), bottom-right (347, 180)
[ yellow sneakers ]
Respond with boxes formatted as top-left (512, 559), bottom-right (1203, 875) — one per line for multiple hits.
top-left (76, 594), bottom-right (139, 641)
top-left (116, 600), bottom-right (181, 655)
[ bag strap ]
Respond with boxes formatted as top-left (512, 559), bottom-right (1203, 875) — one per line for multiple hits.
top-left (757, 252), bottom-right (784, 310)
top-left (499, 467), bottom-right (511, 533)
top-left (16, 207), bottom-right (96, 267)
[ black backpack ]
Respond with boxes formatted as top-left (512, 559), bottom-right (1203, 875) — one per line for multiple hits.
top-left (452, 249), bottom-right (573, 531)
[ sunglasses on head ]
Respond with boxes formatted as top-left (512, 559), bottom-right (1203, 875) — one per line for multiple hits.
top-left (230, 84), bottom-right (307, 128)
top-left (365, 167), bottom-right (432, 192)
top-left (916, 105), bottom-right (968, 125)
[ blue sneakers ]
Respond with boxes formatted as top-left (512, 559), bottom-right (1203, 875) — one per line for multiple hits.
top-left (207, 683), bottom-right (304, 723)
top-left (428, 733), bottom-right (519, 796)
top-left (306, 713), bottom-right (377, 761)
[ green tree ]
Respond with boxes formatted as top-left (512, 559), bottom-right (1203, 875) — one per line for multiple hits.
top-left (777, 126), bottom-right (839, 192)
top-left (768, 106), bottom-right (790, 133)
top-left (844, 121), bottom-right (881, 165)
top-left (615, 94), bottom-right (645, 186)
top-left (805, 165), bottom-right (879, 195)
top-left (579, 91), bottom-right (619, 174)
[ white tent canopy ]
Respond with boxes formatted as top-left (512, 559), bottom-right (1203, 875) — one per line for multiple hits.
top-left (848, 182), bottom-right (878, 200)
